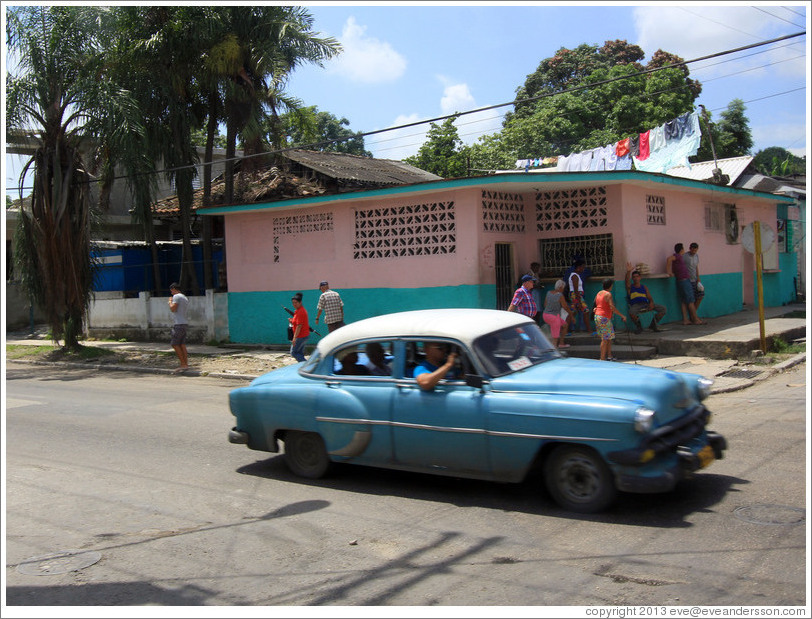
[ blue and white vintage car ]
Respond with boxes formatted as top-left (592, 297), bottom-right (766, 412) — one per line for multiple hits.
top-left (228, 308), bottom-right (726, 513)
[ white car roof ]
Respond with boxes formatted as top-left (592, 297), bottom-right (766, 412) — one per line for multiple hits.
top-left (315, 308), bottom-right (534, 354)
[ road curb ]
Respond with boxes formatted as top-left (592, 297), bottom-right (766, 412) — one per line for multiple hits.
top-left (9, 355), bottom-right (805, 393)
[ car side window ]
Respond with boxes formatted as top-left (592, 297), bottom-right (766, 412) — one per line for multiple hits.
top-left (332, 341), bottom-right (394, 377)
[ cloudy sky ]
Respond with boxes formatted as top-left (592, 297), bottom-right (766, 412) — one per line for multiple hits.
top-left (4, 2), bottom-right (808, 198)
top-left (286, 2), bottom-right (808, 161)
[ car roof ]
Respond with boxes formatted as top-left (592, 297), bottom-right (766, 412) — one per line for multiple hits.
top-left (315, 308), bottom-right (534, 354)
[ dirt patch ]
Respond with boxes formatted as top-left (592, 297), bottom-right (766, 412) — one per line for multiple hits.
top-left (7, 344), bottom-right (297, 378)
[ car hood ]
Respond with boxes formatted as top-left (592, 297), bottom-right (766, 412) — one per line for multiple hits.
top-left (247, 363), bottom-right (303, 387)
top-left (491, 357), bottom-right (702, 410)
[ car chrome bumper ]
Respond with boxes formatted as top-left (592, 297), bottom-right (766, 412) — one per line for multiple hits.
top-left (616, 431), bottom-right (727, 494)
top-left (228, 427), bottom-right (249, 444)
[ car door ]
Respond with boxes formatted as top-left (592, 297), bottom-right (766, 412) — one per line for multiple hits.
top-left (314, 341), bottom-right (396, 464)
top-left (391, 340), bottom-right (489, 477)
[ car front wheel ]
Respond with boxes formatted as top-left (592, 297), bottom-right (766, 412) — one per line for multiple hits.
top-left (284, 431), bottom-right (331, 479)
top-left (544, 445), bottom-right (617, 513)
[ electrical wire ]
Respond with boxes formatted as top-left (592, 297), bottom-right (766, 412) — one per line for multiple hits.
top-left (5, 30), bottom-right (806, 194)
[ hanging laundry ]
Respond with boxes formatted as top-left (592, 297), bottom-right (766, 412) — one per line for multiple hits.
top-left (615, 153), bottom-right (632, 170)
top-left (616, 138), bottom-right (630, 158)
top-left (649, 125), bottom-right (666, 152)
top-left (637, 130), bottom-right (651, 160)
top-left (629, 135), bottom-right (640, 157)
top-left (633, 112), bottom-right (701, 173)
top-left (556, 155), bottom-right (570, 171)
top-left (602, 144), bottom-right (617, 170)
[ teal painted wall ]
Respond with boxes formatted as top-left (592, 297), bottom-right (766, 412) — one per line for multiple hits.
top-left (228, 265), bottom-right (797, 346)
top-left (754, 252), bottom-right (798, 307)
top-left (611, 273), bottom-right (743, 324)
top-left (229, 284), bottom-right (496, 345)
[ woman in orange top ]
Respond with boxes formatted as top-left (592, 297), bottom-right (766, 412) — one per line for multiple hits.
top-left (594, 278), bottom-right (626, 361)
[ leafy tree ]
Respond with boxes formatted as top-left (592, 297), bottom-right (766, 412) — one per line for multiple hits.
top-left (465, 40), bottom-right (703, 170)
top-left (280, 106), bottom-right (371, 156)
top-left (752, 147), bottom-right (805, 176)
top-left (404, 117), bottom-right (469, 178)
top-left (6, 6), bottom-right (146, 350)
top-left (694, 99), bottom-right (754, 162)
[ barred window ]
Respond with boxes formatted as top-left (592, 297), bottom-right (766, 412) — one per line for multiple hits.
top-left (538, 233), bottom-right (614, 278)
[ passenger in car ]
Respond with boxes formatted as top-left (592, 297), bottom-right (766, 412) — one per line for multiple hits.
top-left (336, 351), bottom-right (371, 375)
top-left (413, 342), bottom-right (457, 390)
top-left (364, 342), bottom-right (391, 376)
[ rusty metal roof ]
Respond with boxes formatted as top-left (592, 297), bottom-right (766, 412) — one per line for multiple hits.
top-left (281, 149), bottom-right (441, 184)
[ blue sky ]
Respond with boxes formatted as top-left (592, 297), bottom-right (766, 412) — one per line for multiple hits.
top-left (4, 2), bottom-right (809, 198)
top-left (285, 2), bottom-right (809, 161)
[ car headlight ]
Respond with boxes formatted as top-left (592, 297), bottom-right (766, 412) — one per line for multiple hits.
top-left (634, 407), bottom-right (655, 433)
top-left (697, 378), bottom-right (714, 401)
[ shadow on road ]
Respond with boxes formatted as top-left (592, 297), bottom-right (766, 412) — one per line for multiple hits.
top-left (236, 455), bottom-right (747, 528)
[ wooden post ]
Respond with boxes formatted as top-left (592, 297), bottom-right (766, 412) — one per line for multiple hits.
top-left (754, 221), bottom-right (767, 353)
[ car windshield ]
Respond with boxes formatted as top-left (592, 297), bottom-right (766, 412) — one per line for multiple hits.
top-left (472, 322), bottom-right (559, 377)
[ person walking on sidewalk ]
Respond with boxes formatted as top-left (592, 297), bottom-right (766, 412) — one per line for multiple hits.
top-left (168, 283), bottom-right (190, 373)
top-left (542, 279), bottom-right (573, 348)
top-left (625, 262), bottom-right (666, 333)
top-left (507, 274), bottom-right (538, 319)
top-left (594, 278), bottom-right (626, 361)
top-left (315, 281), bottom-right (345, 333)
top-left (289, 293), bottom-right (311, 362)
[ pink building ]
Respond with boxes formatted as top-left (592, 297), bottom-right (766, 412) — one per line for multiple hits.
top-left (201, 170), bottom-right (796, 345)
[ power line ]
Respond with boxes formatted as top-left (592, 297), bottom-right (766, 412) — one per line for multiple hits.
top-left (6, 30), bottom-right (806, 195)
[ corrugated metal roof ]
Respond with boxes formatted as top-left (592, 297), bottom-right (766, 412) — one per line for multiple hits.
top-left (282, 149), bottom-right (441, 184)
top-left (665, 156), bottom-right (754, 185)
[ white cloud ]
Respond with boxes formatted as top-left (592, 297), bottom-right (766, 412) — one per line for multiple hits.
top-left (633, 6), bottom-right (807, 78)
top-left (438, 78), bottom-right (504, 146)
top-left (439, 79), bottom-right (475, 115)
top-left (326, 17), bottom-right (407, 83)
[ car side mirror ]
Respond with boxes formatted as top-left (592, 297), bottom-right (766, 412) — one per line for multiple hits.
top-left (465, 374), bottom-right (484, 389)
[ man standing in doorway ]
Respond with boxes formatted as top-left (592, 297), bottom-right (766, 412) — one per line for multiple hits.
top-left (684, 242), bottom-right (704, 314)
top-left (168, 283), bottom-right (190, 373)
top-left (315, 281), bottom-right (345, 333)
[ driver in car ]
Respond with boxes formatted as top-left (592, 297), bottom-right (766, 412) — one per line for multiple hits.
top-left (414, 342), bottom-right (458, 391)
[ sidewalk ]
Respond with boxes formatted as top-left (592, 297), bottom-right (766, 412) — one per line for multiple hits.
top-left (5, 303), bottom-right (806, 393)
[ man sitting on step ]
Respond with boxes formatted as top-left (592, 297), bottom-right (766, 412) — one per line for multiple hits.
top-left (625, 262), bottom-right (667, 334)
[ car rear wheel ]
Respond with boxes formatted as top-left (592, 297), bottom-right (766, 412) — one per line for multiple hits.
top-left (544, 445), bottom-right (617, 513)
top-left (284, 431), bottom-right (331, 479)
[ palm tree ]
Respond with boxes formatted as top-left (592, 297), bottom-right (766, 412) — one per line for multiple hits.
top-left (202, 6), bottom-right (341, 201)
top-left (7, 6), bottom-right (147, 350)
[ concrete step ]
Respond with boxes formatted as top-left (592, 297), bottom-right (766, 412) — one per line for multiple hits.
top-left (559, 343), bottom-right (658, 361)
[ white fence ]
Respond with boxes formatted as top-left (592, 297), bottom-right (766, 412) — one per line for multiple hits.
top-left (85, 290), bottom-right (229, 344)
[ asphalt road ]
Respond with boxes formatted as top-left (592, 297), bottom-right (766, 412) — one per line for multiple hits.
top-left (3, 361), bottom-right (808, 610)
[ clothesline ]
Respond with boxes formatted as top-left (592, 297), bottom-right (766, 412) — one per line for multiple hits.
top-left (514, 110), bottom-right (702, 175)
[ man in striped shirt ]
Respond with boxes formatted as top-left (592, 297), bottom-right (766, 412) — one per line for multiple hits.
top-left (507, 274), bottom-right (538, 319)
top-left (315, 281), bottom-right (346, 332)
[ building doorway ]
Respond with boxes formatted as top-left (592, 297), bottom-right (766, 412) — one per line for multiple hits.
top-left (494, 242), bottom-right (514, 310)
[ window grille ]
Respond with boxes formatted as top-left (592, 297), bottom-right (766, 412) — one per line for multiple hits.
top-left (704, 203), bottom-right (725, 232)
top-left (646, 195), bottom-right (666, 225)
top-left (354, 202), bottom-right (456, 259)
top-left (272, 213), bottom-right (334, 263)
top-left (538, 233), bottom-right (614, 278)
top-left (535, 187), bottom-right (608, 231)
top-left (482, 190), bottom-right (526, 233)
